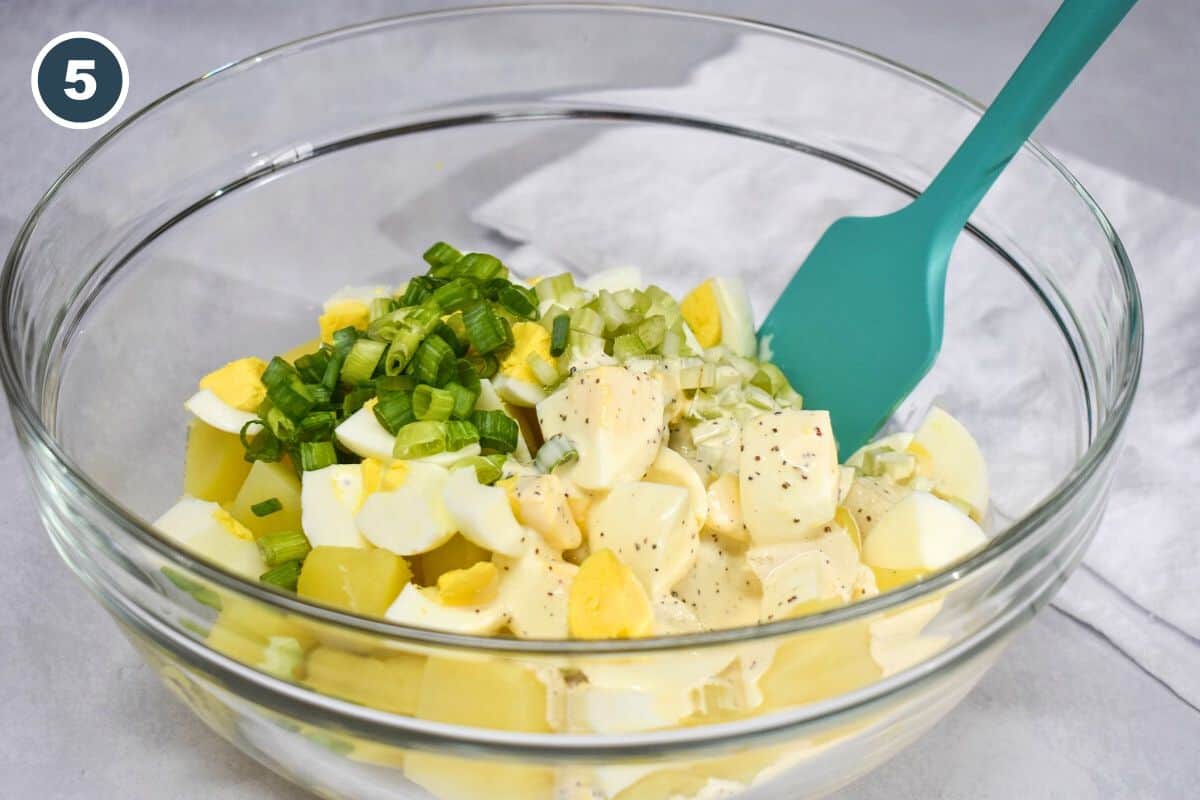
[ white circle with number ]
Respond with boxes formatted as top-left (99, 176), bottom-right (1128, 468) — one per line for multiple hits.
top-left (31, 31), bottom-right (129, 130)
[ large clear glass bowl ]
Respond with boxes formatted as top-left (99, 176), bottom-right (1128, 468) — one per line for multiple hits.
top-left (1, 6), bottom-right (1141, 799)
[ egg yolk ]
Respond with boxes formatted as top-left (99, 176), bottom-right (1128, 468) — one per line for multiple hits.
top-left (498, 321), bottom-right (552, 384)
top-left (319, 300), bottom-right (371, 344)
top-left (360, 456), bottom-right (408, 499)
top-left (680, 279), bottom-right (722, 348)
top-left (212, 507), bottom-right (254, 541)
top-left (199, 357), bottom-right (267, 411)
top-left (568, 549), bottom-right (652, 639)
top-left (437, 561), bottom-right (500, 606)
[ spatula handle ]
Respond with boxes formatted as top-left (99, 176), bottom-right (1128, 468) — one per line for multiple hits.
top-left (915, 0), bottom-right (1137, 252)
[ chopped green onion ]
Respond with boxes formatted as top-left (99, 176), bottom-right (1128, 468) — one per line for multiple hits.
top-left (298, 441), bottom-right (338, 471)
top-left (411, 334), bottom-right (455, 386)
top-left (423, 241), bottom-right (463, 268)
top-left (307, 384), bottom-right (334, 409)
top-left (445, 420), bottom-right (481, 451)
top-left (264, 406), bottom-right (297, 442)
top-left (369, 296), bottom-right (397, 322)
top-left (550, 314), bottom-right (570, 357)
top-left (534, 434), bottom-right (578, 473)
top-left (413, 384), bottom-right (455, 421)
top-left (450, 454), bottom-right (503, 484)
top-left (636, 315), bottom-right (667, 351)
top-left (432, 279), bottom-right (481, 314)
top-left (260, 560), bottom-right (303, 591)
top-left (239, 420), bottom-right (283, 463)
top-left (433, 320), bottom-right (468, 357)
top-left (375, 374), bottom-right (417, 396)
top-left (257, 530), bottom-right (311, 567)
top-left (612, 333), bottom-right (647, 362)
top-left (457, 252), bottom-right (505, 281)
top-left (570, 306), bottom-right (604, 337)
top-left (527, 352), bottom-right (560, 386)
top-left (373, 392), bottom-right (415, 434)
top-left (462, 301), bottom-right (509, 354)
top-left (534, 273), bottom-right (576, 304)
top-left (401, 276), bottom-right (435, 307)
top-left (331, 326), bottom-right (359, 359)
top-left (444, 381), bottom-right (479, 419)
top-left (393, 420), bottom-right (448, 459)
top-left (293, 349), bottom-right (332, 384)
top-left (297, 410), bottom-right (338, 442)
top-left (470, 410), bottom-right (519, 454)
top-left (262, 357), bottom-right (315, 421)
top-left (467, 352), bottom-right (500, 379)
top-left (454, 358), bottom-right (481, 394)
top-left (497, 284), bottom-right (539, 320)
top-left (250, 497), bottom-right (283, 517)
top-left (340, 338), bottom-right (386, 385)
top-left (341, 386), bottom-right (376, 417)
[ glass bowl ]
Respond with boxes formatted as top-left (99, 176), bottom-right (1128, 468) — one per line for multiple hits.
top-left (0, 5), bottom-right (1141, 799)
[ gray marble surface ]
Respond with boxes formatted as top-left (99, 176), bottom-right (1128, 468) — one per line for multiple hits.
top-left (1, 1), bottom-right (1197, 798)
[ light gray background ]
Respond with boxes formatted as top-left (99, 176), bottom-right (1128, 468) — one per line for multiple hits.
top-left (1, 2), bottom-right (1196, 798)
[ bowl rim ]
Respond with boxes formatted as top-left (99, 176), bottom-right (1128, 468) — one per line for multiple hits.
top-left (0, 3), bottom-right (1143, 660)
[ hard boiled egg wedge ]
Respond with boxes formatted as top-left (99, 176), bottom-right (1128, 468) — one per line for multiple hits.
top-left (154, 496), bottom-right (265, 579)
top-left (184, 389), bottom-right (258, 435)
top-left (862, 491), bottom-right (987, 572)
top-left (739, 410), bottom-right (839, 545)
top-left (512, 473), bottom-right (583, 551)
top-left (536, 365), bottom-right (666, 491)
top-left (642, 446), bottom-right (708, 532)
top-left (679, 277), bottom-right (756, 357)
top-left (912, 406), bottom-right (989, 520)
top-left (385, 583), bottom-right (508, 635)
top-left (669, 536), bottom-right (761, 630)
top-left (441, 466), bottom-right (528, 557)
top-left (334, 402), bottom-right (395, 461)
top-left (586, 481), bottom-right (698, 598)
top-left (496, 551), bottom-right (578, 639)
top-left (493, 321), bottom-right (552, 407)
top-left (355, 462), bottom-right (456, 555)
top-left (301, 464), bottom-right (368, 549)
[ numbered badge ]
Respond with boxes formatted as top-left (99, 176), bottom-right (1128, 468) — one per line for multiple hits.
top-left (31, 31), bottom-right (129, 130)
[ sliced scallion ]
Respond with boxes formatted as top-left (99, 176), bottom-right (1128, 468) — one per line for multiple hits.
top-left (470, 409), bottom-right (519, 454)
top-left (341, 386), bottom-right (375, 417)
top-left (457, 252), bottom-right (505, 281)
top-left (375, 374), bottom-right (417, 396)
top-left (297, 410), bottom-right (337, 442)
top-left (257, 530), bottom-right (311, 566)
top-left (433, 320), bottom-right (467, 357)
top-left (369, 296), bottom-right (397, 322)
top-left (260, 560), bottom-right (303, 591)
top-left (393, 420), bottom-right (448, 459)
top-left (413, 384), bottom-right (455, 421)
top-left (340, 338), bottom-right (386, 385)
top-left (401, 276), bottom-right (435, 307)
top-left (497, 284), bottom-right (539, 320)
top-left (467, 352), bottom-right (499, 379)
top-left (250, 497), bottom-right (283, 517)
top-left (450, 454), bottom-right (504, 485)
top-left (293, 349), bottom-right (332, 384)
top-left (462, 301), bottom-right (508, 354)
top-left (454, 358), bottom-right (481, 394)
top-left (423, 241), bottom-right (463, 269)
top-left (411, 334), bottom-right (455, 386)
top-left (262, 357), bottom-right (315, 421)
top-left (298, 441), bottom-right (338, 471)
top-left (445, 419), bottom-right (481, 451)
top-left (443, 381), bottom-right (479, 420)
top-left (239, 420), bottom-right (283, 463)
top-left (549, 314), bottom-right (570, 357)
top-left (432, 279), bottom-right (481, 314)
top-left (373, 392), bottom-right (415, 434)
top-left (534, 434), bottom-right (579, 473)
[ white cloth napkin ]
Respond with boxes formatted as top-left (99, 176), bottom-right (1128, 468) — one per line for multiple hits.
top-left (471, 44), bottom-right (1200, 709)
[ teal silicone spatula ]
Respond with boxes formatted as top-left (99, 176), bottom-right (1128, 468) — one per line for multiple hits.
top-left (759, 0), bottom-right (1136, 458)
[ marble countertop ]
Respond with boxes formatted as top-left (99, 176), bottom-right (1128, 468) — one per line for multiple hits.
top-left (1, 1), bottom-right (1196, 798)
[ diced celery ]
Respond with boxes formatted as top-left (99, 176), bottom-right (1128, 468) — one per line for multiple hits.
top-left (569, 306), bottom-right (604, 337)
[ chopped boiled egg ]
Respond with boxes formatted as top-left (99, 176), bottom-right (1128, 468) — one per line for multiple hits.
top-left (184, 389), bottom-right (259, 434)
top-left (911, 406), bottom-right (989, 520)
top-left (442, 466), bottom-right (527, 557)
top-left (334, 401), bottom-right (394, 461)
top-left (862, 491), bottom-right (987, 572)
top-left (536, 365), bottom-right (666, 491)
top-left (586, 481), bottom-right (698, 598)
top-left (355, 462), bottom-right (456, 555)
top-left (496, 551), bottom-right (578, 639)
top-left (359, 457), bottom-right (408, 497)
top-left (198, 357), bottom-right (267, 411)
top-left (567, 549), bottom-right (653, 639)
top-left (704, 473), bottom-right (745, 540)
top-left (670, 536), bottom-right (761, 630)
top-left (154, 496), bottom-right (265, 579)
top-left (739, 410), bottom-right (839, 544)
top-left (843, 475), bottom-right (911, 535)
top-left (300, 464), bottom-right (368, 549)
top-left (652, 594), bottom-right (704, 635)
top-left (318, 300), bottom-right (371, 344)
top-left (493, 321), bottom-right (552, 407)
top-left (512, 474), bottom-right (582, 551)
top-left (753, 549), bottom-right (843, 623)
top-left (642, 446), bottom-right (709, 532)
top-left (437, 561), bottom-right (499, 606)
top-left (385, 583), bottom-right (509, 635)
top-left (679, 278), bottom-right (756, 357)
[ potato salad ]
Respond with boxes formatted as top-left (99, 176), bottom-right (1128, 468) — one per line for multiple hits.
top-left (160, 242), bottom-right (990, 642)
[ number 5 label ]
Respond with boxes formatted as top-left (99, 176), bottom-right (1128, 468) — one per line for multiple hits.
top-left (32, 32), bottom-right (128, 130)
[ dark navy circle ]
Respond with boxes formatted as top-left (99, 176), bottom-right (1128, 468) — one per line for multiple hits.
top-left (34, 34), bottom-right (125, 126)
